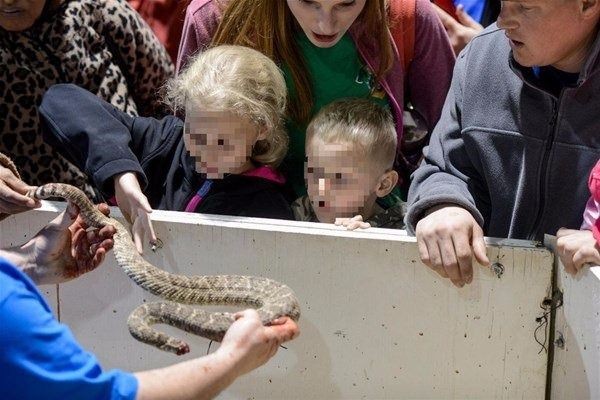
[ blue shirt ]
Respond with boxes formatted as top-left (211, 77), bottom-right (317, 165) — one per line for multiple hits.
top-left (0, 258), bottom-right (138, 400)
top-left (454, 0), bottom-right (486, 23)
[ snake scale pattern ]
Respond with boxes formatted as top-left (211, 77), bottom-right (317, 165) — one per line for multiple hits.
top-left (18, 179), bottom-right (300, 355)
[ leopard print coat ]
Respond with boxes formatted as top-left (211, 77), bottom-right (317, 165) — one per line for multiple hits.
top-left (0, 0), bottom-right (174, 196)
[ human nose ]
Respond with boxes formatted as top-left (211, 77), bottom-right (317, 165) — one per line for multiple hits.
top-left (497, 3), bottom-right (519, 31)
top-left (316, 9), bottom-right (336, 34)
top-left (3, 0), bottom-right (16, 5)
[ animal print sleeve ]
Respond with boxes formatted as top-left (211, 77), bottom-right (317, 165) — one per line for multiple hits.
top-left (99, 0), bottom-right (174, 117)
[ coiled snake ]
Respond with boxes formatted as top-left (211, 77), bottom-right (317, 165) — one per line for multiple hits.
top-left (0, 153), bottom-right (300, 355)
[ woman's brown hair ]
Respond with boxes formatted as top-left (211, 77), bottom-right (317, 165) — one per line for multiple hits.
top-left (210, 0), bottom-right (394, 125)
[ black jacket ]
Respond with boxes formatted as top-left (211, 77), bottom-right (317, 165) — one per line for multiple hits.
top-left (39, 84), bottom-right (293, 220)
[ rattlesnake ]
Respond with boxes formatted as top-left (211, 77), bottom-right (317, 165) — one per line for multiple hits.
top-left (0, 153), bottom-right (300, 354)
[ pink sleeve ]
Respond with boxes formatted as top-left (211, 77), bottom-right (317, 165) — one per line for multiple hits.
top-left (407, 0), bottom-right (455, 132)
top-left (581, 197), bottom-right (599, 230)
top-left (176, 0), bottom-right (222, 73)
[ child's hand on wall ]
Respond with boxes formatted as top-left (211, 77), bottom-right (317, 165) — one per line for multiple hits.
top-left (113, 172), bottom-right (158, 254)
top-left (334, 215), bottom-right (371, 231)
top-left (556, 228), bottom-right (600, 275)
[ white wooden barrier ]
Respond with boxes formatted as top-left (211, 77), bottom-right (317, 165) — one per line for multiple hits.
top-left (1, 202), bottom-right (579, 399)
top-left (547, 236), bottom-right (600, 399)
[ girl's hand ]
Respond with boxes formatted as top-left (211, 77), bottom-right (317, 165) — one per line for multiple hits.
top-left (114, 172), bottom-right (158, 254)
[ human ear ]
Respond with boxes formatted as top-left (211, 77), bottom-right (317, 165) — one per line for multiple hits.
top-left (375, 170), bottom-right (399, 197)
top-left (581, 0), bottom-right (600, 16)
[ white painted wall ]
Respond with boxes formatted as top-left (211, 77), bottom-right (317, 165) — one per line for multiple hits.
top-left (550, 247), bottom-right (600, 399)
top-left (1, 203), bottom-right (556, 399)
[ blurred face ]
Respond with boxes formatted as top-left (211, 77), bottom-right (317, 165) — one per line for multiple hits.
top-left (286, 0), bottom-right (367, 48)
top-left (0, 0), bottom-right (46, 31)
top-left (306, 137), bottom-right (379, 223)
top-left (497, 0), bottom-right (600, 72)
top-left (184, 107), bottom-right (264, 179)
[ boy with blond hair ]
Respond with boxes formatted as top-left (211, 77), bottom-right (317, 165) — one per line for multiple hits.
top-left (293, 98), bottom-right (406, 230)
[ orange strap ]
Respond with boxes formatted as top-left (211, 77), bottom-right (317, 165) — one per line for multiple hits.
top-left (389, 0), bottom-right (416, 73)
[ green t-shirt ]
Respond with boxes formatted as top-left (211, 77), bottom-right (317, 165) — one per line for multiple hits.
top-left (281, 32), bottom-right (390, 197)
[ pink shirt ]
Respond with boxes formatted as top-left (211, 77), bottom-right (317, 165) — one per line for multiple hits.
top-left (582, 160), bottom-right (600, 244)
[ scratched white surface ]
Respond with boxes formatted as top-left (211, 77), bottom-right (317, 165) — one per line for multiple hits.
top-left (2, 202), bottom-right (554, 399)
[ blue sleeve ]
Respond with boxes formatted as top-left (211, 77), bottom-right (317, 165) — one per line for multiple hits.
top-left (0, 261), bottom-right (138, 400)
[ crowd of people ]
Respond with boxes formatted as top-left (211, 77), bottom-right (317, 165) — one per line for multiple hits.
top-left (1, 0), bottom-right (600, 398)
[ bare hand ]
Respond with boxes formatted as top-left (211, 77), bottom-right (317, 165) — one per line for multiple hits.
top-left (334, 215), bottom-right (371, 231)
top-left (114, 172), bottom-right (157, 254)
top-left (218, 309), bottom-right (300, 377)
top-left (0, 165), bottom-right (40, 214)
top-left (433, 3), bottom-right (483, 55)
top-left (556, 228), bottom-right (600, 275)
top-left (24, 202), bottom-right (116, 285)
top-left (415, 204), bottom-right (489, 287)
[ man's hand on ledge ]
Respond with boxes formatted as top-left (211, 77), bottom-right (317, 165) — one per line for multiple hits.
top-left (415, 204), bottom-right (490, 288)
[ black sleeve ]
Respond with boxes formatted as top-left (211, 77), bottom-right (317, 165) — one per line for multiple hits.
top-left (243, 189), bottom-right (295, 220)
top-left (39, 84), bottom-right (182, 200)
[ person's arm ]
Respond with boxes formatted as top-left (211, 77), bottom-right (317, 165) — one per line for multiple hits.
top-left (406, 45), bottom-right (489, 287)
top-left (135, 310), bottom-right (299, 400)
top-left (407, 0), bottom-right (456, 133)
top-left (99, 0), bottom-right (174, 116)
top-left (40, 84), bottom-right (182, 202)
top-left (176, 0), bottom-right (222, 73)
top-left (432, 3), bottom-right (484, 55)
top-left (113, 171), bottom-right (159, 253)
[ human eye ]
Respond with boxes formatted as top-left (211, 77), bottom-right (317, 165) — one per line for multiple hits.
top-left (335, 0), bottom-right (356, 9)
top-left (518, 2), bottom-right (535, 12)
top-left (309, 167), bottom-right (324, 180)
top-left (299, 0), bottom-right (319, 8)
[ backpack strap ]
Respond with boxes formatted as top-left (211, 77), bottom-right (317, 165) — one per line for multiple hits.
top-left (389, 0), bottom-right (416, 73)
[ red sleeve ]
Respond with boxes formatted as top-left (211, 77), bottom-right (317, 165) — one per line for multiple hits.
top-left (407, 0), bottom-right (455, 132)
top-left (176, 0), bottom-right (222, 73)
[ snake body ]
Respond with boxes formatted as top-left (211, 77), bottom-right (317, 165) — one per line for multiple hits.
top-left (29, 183), bottom-right (301, 355)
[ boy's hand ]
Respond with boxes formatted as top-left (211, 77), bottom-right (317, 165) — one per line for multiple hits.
top-left (415, 204), bottom-right (489, 287)
top-left (334, 215), bottom-right (371, 231)
top-left (556, 228), bottom-right (600, 275)
top-left (218, 309), bottom-right (300, 377)
top-left (114, 172), bottom-right (158, 254)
